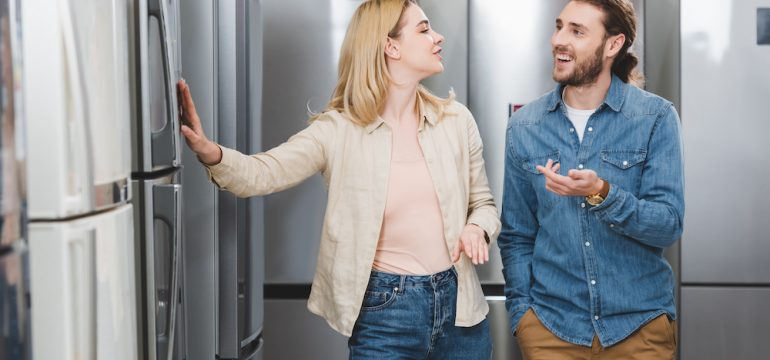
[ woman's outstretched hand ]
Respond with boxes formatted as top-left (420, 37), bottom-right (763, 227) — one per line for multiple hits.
top-left (178, 79), bottom-right (222, 165)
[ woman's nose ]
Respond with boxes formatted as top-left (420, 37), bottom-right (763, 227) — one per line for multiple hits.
top-left (435, 31), bottom-right (445, 45)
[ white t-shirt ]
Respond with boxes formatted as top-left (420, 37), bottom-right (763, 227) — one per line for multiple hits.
top-left (564, 101), bottom-right (597, 143)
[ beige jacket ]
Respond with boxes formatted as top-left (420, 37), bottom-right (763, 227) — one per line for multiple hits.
top-left (205, 99), bottom-right (501, 336)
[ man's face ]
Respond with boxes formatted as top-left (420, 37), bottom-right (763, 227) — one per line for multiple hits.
top-left (551, 1), bottom-right (608, 86)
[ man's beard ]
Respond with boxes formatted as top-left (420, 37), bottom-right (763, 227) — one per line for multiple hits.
top-left (553, 42), bottom-right (604, 87)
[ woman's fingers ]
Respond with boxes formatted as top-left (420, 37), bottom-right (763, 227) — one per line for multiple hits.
top-left (178, 80), bottom-right (202, 133)
top-left (451, 243), bottom-right (462, 263)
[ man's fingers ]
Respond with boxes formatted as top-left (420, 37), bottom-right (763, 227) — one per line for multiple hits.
top-left (541, 169), bottom-right (573, 188)
top-left (545, 180), bottom-right (571, 195)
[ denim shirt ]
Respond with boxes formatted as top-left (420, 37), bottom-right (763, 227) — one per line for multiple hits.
top-left (499, 75), bottom-right (684, 347)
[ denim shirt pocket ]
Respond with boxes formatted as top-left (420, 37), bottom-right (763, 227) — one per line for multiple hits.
top-left (599, 149), bottom-right (647, 193)
top-left (521, 151), bottom-right (561, 210)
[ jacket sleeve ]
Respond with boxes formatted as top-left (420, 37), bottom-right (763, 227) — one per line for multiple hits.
top-left (590, 104), bottom-right (685, 248)
top-left (498, 123), bottom-right (538, 334)
top-left (204, 115), bottom-right (335, 197)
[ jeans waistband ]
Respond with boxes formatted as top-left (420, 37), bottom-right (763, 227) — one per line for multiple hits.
top-left (367, 267), bottom-right (457, 288)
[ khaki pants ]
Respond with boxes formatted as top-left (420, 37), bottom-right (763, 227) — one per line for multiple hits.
top-left (516, 309), bottom-right (677, 360)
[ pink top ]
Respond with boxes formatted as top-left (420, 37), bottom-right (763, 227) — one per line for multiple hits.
top-left (372, 117), bottom-right (452, 275)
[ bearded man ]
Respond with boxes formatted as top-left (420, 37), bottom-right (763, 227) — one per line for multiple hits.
top-left (498, 1), bottom-right (684, 358)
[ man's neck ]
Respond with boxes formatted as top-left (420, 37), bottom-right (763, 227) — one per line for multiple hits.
top-left (563, 71), bottom-right (613, 110)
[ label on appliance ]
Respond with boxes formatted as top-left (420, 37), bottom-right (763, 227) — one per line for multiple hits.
top-left (759, 8), bottom-right (770, 45)
top-left (509, 103), bottom-right (526, 118)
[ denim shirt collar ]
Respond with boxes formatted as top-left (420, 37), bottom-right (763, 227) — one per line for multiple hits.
top-left (546, 74), bottom-right (628, 113)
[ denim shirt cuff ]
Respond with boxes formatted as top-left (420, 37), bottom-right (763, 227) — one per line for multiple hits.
top-left (589, 181), bottom-right (623, 217)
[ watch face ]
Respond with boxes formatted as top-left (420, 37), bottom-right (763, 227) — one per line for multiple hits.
top-left (586, 194), bottom-right (604, 206)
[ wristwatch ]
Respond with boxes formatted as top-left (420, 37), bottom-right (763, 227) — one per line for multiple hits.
top-left (586, 179), bottom-right (610, 206)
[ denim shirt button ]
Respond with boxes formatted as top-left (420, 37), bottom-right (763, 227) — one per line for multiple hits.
top-left (594, 316), bottom-right (599, 320)
top-left (569, 128), bottom-right (575, 133)
top-left (581, 203), bottom-right (586, 208)
top-left (622, 160), bottom-right (629, 166)
top-left (585, 242), bottom-right (590, 247)
top-left (578, 164), bottom-right (584, 169)
top-left (591, 280), bottom-right (596, 285)
top-left (588, 127), bottom-right (593, 132)
top-left (610, 224), bottom-right (615, 228)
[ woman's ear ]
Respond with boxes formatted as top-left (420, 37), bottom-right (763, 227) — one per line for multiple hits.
top-left (385, 37), bottom-right (401, 60)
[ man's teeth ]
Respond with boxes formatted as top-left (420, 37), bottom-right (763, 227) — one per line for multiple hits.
top-left (556, 54), bottom-right (573, 61)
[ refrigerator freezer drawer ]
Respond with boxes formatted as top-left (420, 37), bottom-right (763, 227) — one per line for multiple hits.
top-left (133, 178), bottom-right (183, 360)
top-left (487, 298), bottom-right (523, 360)
top-left (29, 204), bottom-right (138, 360)
top-left (263, 299), bottom-right (348, 359)
top-left (681, 287), bottom-right (770, 360)
top-left (24, 0), bottom-right (131, 220)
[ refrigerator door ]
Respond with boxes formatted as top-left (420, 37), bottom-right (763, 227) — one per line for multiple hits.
top-left (29, 204), bottom-right (138, 360)
top-left (131, 0), bottom-right (182, 174)
top-left (133, 177), bottom-right (182, 360)
top-left (680, 0), bottom-right (770, 284)
top-left (179, 0), bottom-right (218, 357)
top-left (260, 0), bottom-right (354, 356)
top-left (23, 0), bottom-right (130, 220)
top-left (216, 1), bottom-right (264, 358)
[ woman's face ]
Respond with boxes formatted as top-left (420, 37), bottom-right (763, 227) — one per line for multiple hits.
top-left (389, 4), bottom-right (445, 79)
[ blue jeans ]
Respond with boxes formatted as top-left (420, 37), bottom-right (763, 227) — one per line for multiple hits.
top-left (348, 268), bottom-right (492, 359)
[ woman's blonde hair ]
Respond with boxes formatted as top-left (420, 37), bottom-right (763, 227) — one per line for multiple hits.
top-left (312, 0), bottom-right (454, 126)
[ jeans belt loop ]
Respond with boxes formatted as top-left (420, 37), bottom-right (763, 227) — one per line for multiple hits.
top-left (397, 275), bottom-right (406, 294)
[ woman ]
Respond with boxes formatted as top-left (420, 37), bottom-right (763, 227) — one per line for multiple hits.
top-left (179, 0), bottom-right (500, 358)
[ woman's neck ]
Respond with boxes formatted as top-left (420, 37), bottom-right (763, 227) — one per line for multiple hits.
top-left (382, 77), bottom-right (420, 125)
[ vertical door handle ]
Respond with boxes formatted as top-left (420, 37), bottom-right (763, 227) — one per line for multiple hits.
top-left (58, 0), bottom-right (96, 210)
top-left (153, 183), bottom-right (181, 360)
top-left (66, 229), bottom-right (96, 360)
top-left (148, 0), bottom-right (181, 168)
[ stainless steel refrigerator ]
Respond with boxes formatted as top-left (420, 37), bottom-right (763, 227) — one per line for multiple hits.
top-left (0, 0), bottom-right (28, 358)
top-left (180, 0), bottom-right (264, 358)
top-left (23, 0), bottom-right (138, 358)
top-left (679, 0), bottom-right (770, 358)
top-left (128, 0), bottom-right (186, 358)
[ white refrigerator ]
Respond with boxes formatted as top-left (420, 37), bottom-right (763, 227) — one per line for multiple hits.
top-left (23, 0), bottom-right (138, 359)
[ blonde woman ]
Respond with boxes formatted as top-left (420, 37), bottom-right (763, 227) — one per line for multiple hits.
top-left (179, 0), bottom-right (499, 358)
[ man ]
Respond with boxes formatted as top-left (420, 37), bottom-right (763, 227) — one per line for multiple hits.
top-left (499, 0), bottom-right (683, 358)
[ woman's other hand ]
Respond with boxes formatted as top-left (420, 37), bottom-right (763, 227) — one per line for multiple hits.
top-left (451, 224), bottom-right (489, 265)
top-left (178, 79), bottom-right (222, 165)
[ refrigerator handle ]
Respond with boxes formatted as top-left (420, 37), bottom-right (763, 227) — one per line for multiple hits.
top-left (154, 184), bottom-right (182, 360)
top-left (148, 0), bottom-right (182, 168)
top-left (58, 0), bottom-right (96, 211)
top-left (66, 229), bottom-right (97, 360)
